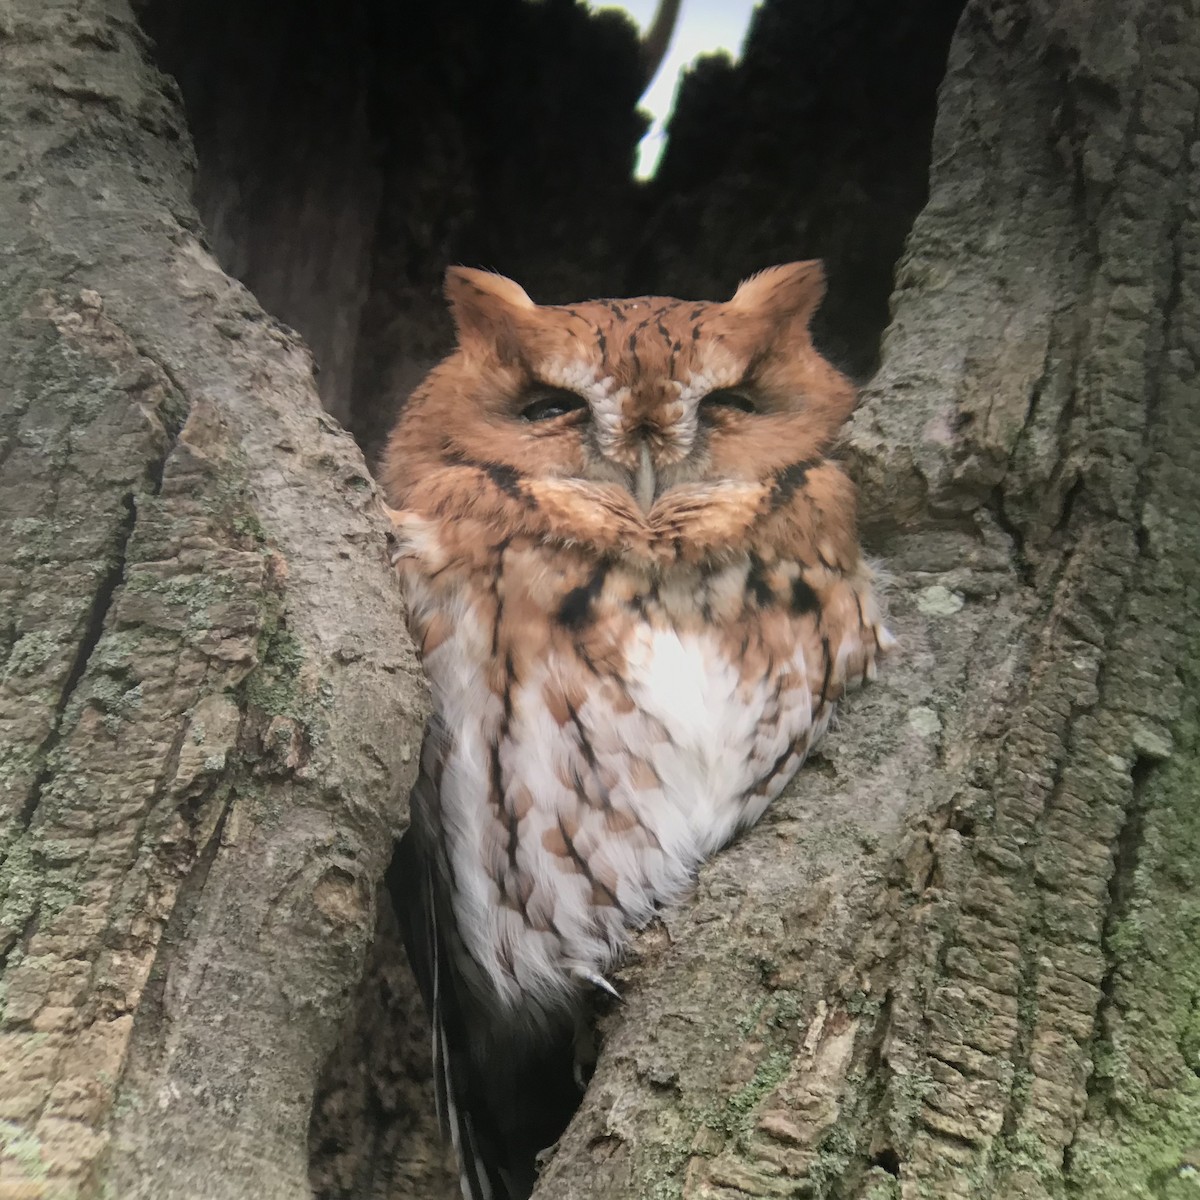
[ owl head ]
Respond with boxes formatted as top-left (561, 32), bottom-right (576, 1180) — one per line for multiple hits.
top-left (381, 264), bottom-right (861, 568)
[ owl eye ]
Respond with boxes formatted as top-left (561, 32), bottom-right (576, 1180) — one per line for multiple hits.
top-left (702, 388), bottom-right (757, 414)
top-left (520, 388), bottom-right (588, 423)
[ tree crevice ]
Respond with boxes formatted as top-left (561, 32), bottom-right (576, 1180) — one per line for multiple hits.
top-left (20, 488), bottom-right (137, 826)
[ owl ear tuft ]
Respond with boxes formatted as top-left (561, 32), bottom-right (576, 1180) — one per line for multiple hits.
top-left (727, 261), bottom-right (826, 329)
top-left (444, 267), bottom-right (535, 355)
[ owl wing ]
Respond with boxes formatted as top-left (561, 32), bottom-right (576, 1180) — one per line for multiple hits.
top-left (391, 723), bottom-right (581, 1200)
top-left (388, 728), bottom-right (507, 1200)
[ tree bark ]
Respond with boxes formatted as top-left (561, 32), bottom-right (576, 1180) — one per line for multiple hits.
top-left (2, 2), bottom-right (1198, 1200)
top-left (535, 2), bottom-right (1200, 1198)
top-left (0, 4), bottom-right (427, 1198)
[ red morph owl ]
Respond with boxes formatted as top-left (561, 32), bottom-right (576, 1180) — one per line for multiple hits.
top-left (381, 263), bottom-right (892, 1199)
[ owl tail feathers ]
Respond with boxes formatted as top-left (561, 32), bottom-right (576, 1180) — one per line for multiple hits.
top-left (430, 889), bottom-right (506, 1200)
top-left (388, 832), bottom-right (512, 1200)
top-left (389, 749), bottom-right (583, 1199)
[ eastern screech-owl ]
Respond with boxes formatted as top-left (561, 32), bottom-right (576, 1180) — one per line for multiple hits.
top-left (382, 263), bottom-right (891, 1200)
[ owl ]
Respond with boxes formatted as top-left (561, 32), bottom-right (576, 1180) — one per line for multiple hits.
top-left (381, 263), bottom-right (892, 1200)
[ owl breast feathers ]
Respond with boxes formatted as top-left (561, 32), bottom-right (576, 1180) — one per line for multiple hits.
top-left (383, 263), bottom-right (892, 1199)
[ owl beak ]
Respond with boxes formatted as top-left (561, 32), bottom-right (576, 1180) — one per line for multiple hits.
top-left (634, 441), bottom-right (657, 512)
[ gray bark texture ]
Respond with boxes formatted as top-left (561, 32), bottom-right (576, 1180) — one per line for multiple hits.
top-left (0, 3), bottom-right (1198, 1200)
top-left (0, 3), bottom-right (428, 1198)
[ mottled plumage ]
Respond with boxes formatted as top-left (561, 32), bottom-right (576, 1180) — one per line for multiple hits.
top-left (382, 263), bottom-right (892, 1198)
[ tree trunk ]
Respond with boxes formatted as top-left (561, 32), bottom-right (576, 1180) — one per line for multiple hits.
top-left (0, 4), bottom-right (428, 1198)
top-left (2, 3), bottom-right (1197, 1200)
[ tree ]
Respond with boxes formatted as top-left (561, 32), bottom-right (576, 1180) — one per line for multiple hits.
top-left (2, 1), bottom-right (1198, 1199)
top-left (0, 6), bottom-right (428, 1197)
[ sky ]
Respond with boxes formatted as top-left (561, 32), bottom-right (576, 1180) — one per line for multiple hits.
top-left (593, 0), bottom-right (760, 178)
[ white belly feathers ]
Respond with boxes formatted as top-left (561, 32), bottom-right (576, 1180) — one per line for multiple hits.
top-left (423, 605), bottom-right (829, 1020)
